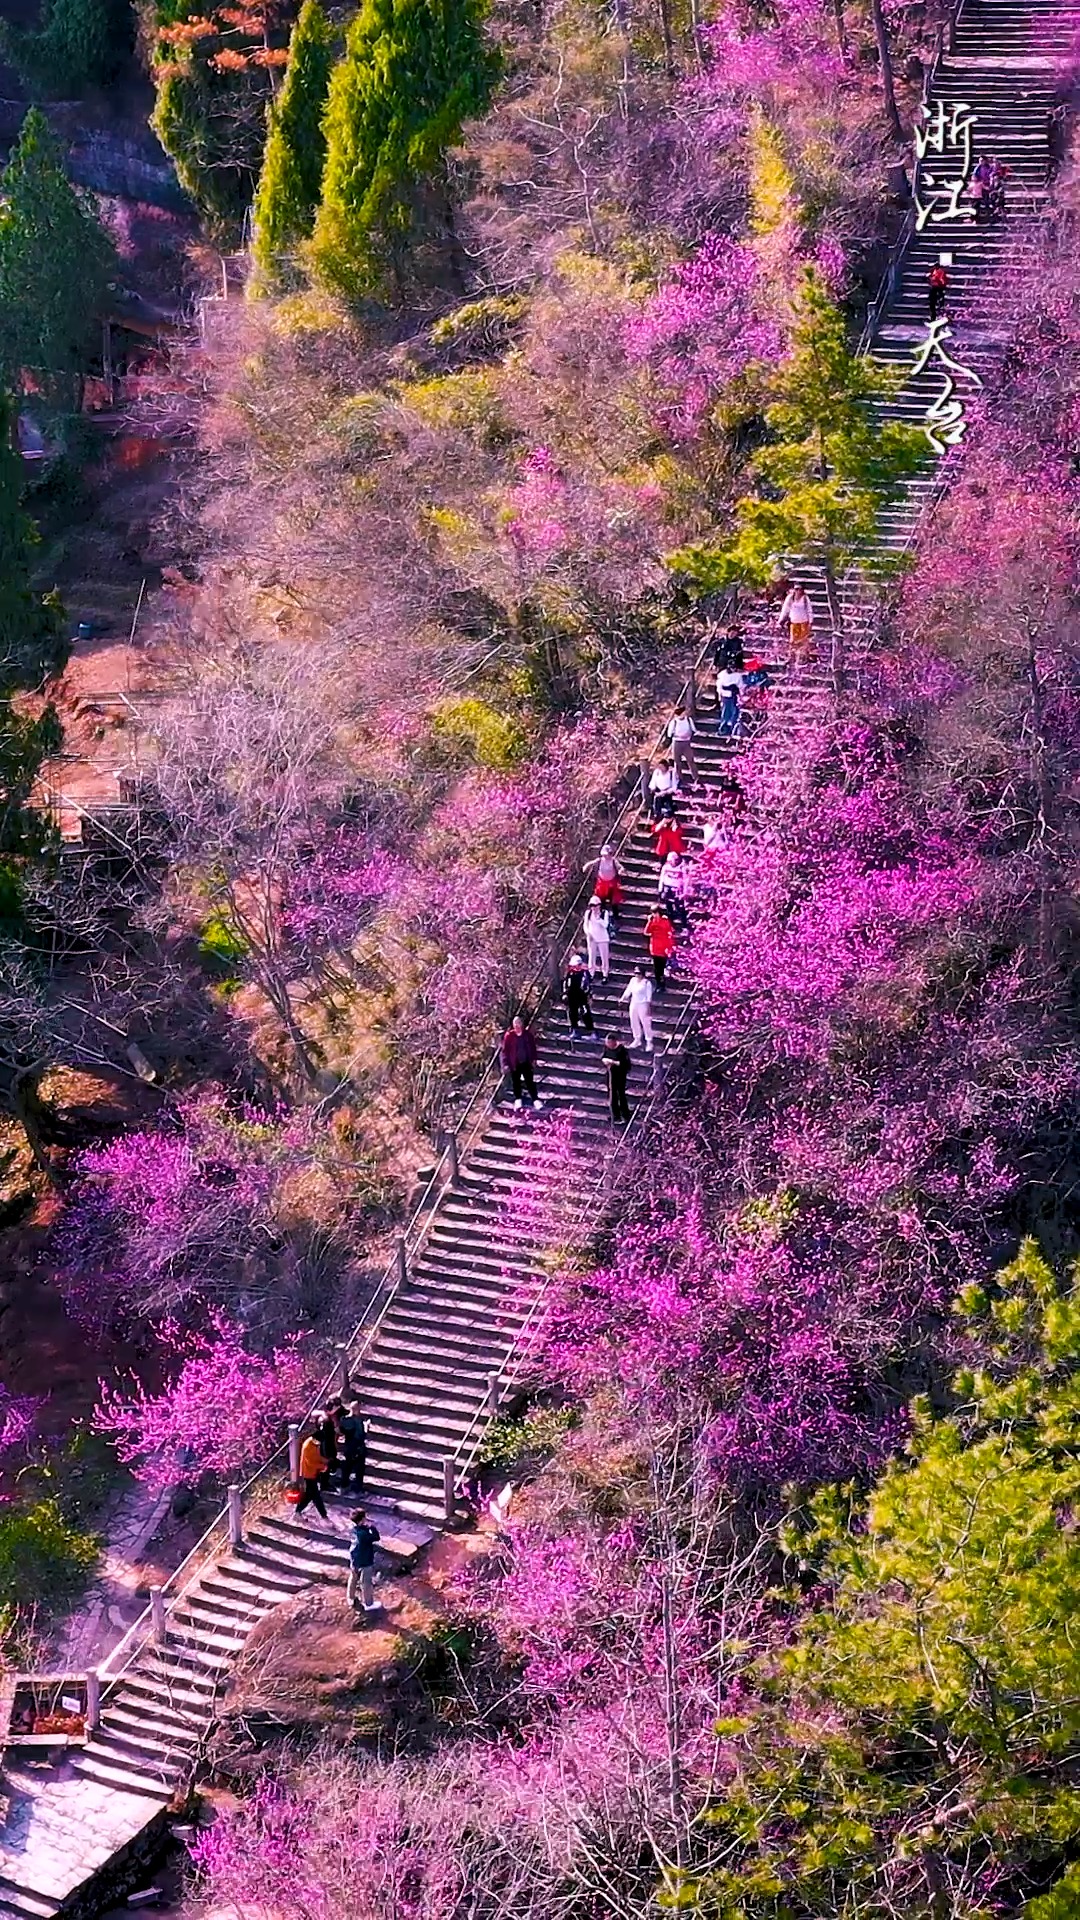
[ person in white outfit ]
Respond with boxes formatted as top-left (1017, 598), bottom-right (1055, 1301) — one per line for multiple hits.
top-left (658, 852), bottom-right (692, 929)
top-left (666, 705), bottom-right (698, 785)
top-left (621, 965), bottom-right (654, 1052)
top-left (648, 759), bottom-right (679, 818)
top-left (583, 896), bottom-right (611, 981)
top-left (778, 584), bottom-right (815, 659)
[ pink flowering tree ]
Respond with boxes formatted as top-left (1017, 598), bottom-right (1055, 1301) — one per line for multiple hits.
top-left (0, 1388), bottom-right (41, 1457)
top-left (281, 822), bottom-right (405, 965)
top-left (94, 1314), bottom-right (312, 1496)
top-left (544, 1190), bottom-right (907, 1495)
top-left (52, 1091), bottom-right (322, 1337)
top-left (693, 0), bottom-right (889, 262)
top-left (392, 719), bottom-right (612, 1107)
top-left (499, 444), bottom-right (666, 619)
top-left (624, 234), bottom-right (783, 436)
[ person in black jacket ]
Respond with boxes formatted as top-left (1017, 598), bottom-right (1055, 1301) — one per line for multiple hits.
top-left (338, 1399), bottom-right (366, 1492)
top-left (712, 624), bottom-right (745, 674)
top-left (564, 955), bottom-right (596, 1043)
top-left (604, 1034), bottom-right (631, 1124)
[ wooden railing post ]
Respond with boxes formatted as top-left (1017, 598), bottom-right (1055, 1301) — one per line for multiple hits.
top-left (150, 1587), bottom-right (167, 1647)
top-left (442, 1456), bottom-right (456, 1524)
top-left (395, 1237), bottom-right (407, 1289)
top-left (288, 1423), bottom-right (301, 1483)
top-left (486, 1372), bottom-right (501, 1418)
top-left (444, 1131), bottom-right (460, 1187)
top-left (85, 1669), bottom-right (101, 1733)
top-left (227, 1485), bottom-right (243, 1549)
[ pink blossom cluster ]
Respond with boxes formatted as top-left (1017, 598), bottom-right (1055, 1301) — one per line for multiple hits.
top-left (0, 1387), bottom-right (42, 1456)
top-left (400, 719), bottom-right (608, 1070)
top-left (94, 1313), bottom-right (312, 1495)
top-left (281, 824), bottom-right (404, 954)
top-left (625, 234), bottom-right (783, 432)
top-left (544, 1194), bottom-right (905, 1493)
top-left (698, 0), bottom-right (844, 107)
top-left (505, 446), bottom-right (568, 557)
top-left (52, 1092), bottom-right (313, 1337)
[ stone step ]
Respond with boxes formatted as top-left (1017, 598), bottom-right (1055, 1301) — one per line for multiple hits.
top-left (209, 1556), bottom-right (309, 1600)
top-left (115, 1674), bottom-right (212, 1727)
top-left (69, 1747), bottom-right (175, 1799)
top-left (0, 1878), bottom-right (62, 1920)
top-left (89, 1719), bottom-right (197, 1769)
top-left (102, 1700), bottom-right (203, 1748)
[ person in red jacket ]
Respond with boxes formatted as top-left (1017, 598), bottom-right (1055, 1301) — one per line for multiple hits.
top-left (651, 816), bottom-right (687, 862)
top-left (928, 261), bottom-right (949, 321)
top-left (501, 1015), bottom-right (543, 1110)
top-left (644, 907), bottom-right (676, 991)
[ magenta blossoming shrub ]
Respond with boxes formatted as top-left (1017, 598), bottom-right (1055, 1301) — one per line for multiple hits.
top-left (94, 1314), bottom-right (312, 1495)
top-left (52, 1092), bottom-right (317, 1336)
top-left (625, 234), bottom-right (782, 433)
top-left (545, 1195), bottom-right (905, 1494)
top-left (0, 1387), bottom-right (42, 1457)
top-left (281, 825), bottom-right (404, 956)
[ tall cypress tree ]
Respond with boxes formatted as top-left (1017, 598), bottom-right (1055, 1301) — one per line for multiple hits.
top-left (311, 0), bottom-right (500, 301)
top-left (252, 0), bottom-right (334, 287)
top-left (0, 390), bottom-right (65, 845)
top-left (0, 109), bottom-right (115, 406)
top-left (4, 0), bottom-right (133, 97)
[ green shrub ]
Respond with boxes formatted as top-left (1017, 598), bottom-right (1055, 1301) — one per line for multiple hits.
top-left (429, 695), bottom-right (526, 771)
top-left (198, 909), bottom-right (249, 968)
top-left (429, 295), bottom-right (524, 354)
top-left (0, 1501), bottom-right (98, 1610)
top-left (3, 0), bottom-right (132, 96)
top-left (400, 369), bottom-right (512, 448)
top-left (480, 1404), bottom-right (576, 1468)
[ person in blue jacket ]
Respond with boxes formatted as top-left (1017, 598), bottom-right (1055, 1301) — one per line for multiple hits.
top-left (347, 1508), bottom-right (382, 1612)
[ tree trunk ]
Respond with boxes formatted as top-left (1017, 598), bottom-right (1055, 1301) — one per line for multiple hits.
top-left (870, 0), bottom-right (905, 144)
top-left (831, 0), bottom-right (850, 62)
top-left (441, 171), bottom-right (467, 294)
top-left (1026, 625), bottom-right (1058, 971)
top-left (824, 562), bottom-right (845, 696)
top-left (655, 0), bottom-right (676, 80)
top-left (12, 1072), bottom-right (59, 1188)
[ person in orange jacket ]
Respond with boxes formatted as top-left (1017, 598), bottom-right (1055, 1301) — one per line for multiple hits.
top-left (297, 1423), bottom-right (329, 1520)
top-left (644, 906), bottom-right (677, 991)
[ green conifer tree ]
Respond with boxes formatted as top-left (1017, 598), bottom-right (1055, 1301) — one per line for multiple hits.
top-left (3, 0), bottom-right (133, 98)
top-left (150, 2), bottom-right (283, 235)
top-left (0, 399), bottom-right (65, 700)
top-left (311, 0), bottom-right (500, 302)
top-left (670, 269), bottom-right (929, 683)
top-left (252, 0), bottom-right (334, 287)
top-left (0, 109), bottom-right (115, 406)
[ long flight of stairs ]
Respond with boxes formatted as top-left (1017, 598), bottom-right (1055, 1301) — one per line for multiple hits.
top-left (358, 0), bottom-right (1080, 1522)
top-left (1, 1), bottom-right (1075, 1910)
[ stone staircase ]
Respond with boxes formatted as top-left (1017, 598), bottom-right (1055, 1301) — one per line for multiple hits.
top-left (1, 0), bottom-right (1075, 1909)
